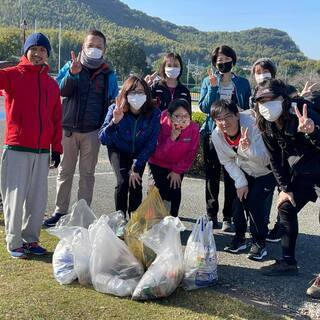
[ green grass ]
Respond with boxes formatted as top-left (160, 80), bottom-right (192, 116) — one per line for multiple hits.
top-left (0, 215), bottom-right (287, 320)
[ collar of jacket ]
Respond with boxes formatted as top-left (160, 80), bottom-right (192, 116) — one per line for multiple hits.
top-left (17, 55), bottom-right (49, 74)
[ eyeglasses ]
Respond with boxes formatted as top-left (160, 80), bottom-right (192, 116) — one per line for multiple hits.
top-left (172, 113), bottom-right (190, 121)
top-left (215, 114), bottom-right (235, 123)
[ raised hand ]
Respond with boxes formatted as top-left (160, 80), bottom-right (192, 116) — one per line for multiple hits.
top-left (239, 127), bottom-right (250, 151)
top-left (300, 81), bottom-right (320, 98)
top-left (170, 126), bottom-right (181, 141)
top-left (144, 71), bottom-right (158, 86)
top-left (70, 51), bottom-right (82, 75)
top-left (294, 104), bottom-right (315, 134)
top-left (112, 96), bottom-right (125, 124)
top-left (208, 69), bottom-right (217, 87)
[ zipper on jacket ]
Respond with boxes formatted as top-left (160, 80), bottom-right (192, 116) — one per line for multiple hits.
top-left (37, 70), bottom-right (42, 149)
top-left (132, 117), bottom-right (139, 154)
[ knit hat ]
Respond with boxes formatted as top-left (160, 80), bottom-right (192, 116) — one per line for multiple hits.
top-left (252, 58), bottom-right (277, 78)
top-left (23, 33), bottom-right (51, 57)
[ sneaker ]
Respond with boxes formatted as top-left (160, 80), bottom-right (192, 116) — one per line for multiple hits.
top-left (261, 259), bottom-right (298, 276)
top-left (247, 242), bottom-right (267, 261)
top-left (266, 225), bottom-right (282, 243)
top-left (306, 275), bottom-right (320, 299)
top-left (10, 247), bottom-right (28, 259)
top-left (23, 242), bottom-right (48, 255)
top-left (43, 212), bottom-right (65, 227)
top-left (221, 220), bottom-right (233, 232)
top-left (224, 236), bottom-right (247, 253)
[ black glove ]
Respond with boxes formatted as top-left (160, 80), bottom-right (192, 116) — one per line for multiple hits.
top-left (51, 151), bottom-right (61, 168)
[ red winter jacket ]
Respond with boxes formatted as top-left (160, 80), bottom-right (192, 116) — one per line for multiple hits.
top-left (0, 56), bottom-right (62, 153)
top-left (149, 110), bottom-right (200, 174)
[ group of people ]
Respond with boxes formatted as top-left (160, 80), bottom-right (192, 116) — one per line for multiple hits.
top-left (0, 29), bottom-right (319, 299)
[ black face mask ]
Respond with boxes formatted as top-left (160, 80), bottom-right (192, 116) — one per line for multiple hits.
top-left (216, 61), bottom-right (233, 74)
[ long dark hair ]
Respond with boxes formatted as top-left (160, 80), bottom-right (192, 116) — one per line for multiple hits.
top-left (117, 75), bottom-right (153, 116)
top-left (254, 79), bottom-right (291, 133)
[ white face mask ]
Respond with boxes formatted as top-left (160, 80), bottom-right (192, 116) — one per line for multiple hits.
top-left (258, 100), bottom-right (283, 122)
top-left (255, 72), bottom-right (272, 84)
top-left (84, 47), bottom-right (103, 59)
top-left (127, 94), bottom-right (147, 111)
top-left (165, 67), bottom-right (180, 79)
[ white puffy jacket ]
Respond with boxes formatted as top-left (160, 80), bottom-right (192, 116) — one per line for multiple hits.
top-left (211, 110), bottom-right (271, 189)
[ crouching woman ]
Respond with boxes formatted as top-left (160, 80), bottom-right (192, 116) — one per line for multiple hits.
top-left (148, 98), bottom-right (200, 217)
top-left (99, 75), bottom-right (161, 217)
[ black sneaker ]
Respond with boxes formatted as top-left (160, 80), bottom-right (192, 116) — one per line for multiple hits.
top-left (261, 259), bottom-right (298, 276)
top-left (43, 212), bottom-right (65, 227)
top-left (224, 236), bottom-right (247, 253)
top-left (247, 242), bottom-right (267, 261)
top-left (266, 224), bottom-right (282, 243)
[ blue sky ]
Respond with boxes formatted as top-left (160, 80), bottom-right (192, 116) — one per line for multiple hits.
top-left (121, 0), bottom-right (320, 60)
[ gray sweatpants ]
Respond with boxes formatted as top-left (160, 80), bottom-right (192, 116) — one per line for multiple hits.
top-left (55, 130), bottom-right (100, 215)
top-left (1, 149), bottom-right (49, 251)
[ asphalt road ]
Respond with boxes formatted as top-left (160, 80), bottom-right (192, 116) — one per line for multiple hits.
top-left (0, 97), bottom-right (319, 319)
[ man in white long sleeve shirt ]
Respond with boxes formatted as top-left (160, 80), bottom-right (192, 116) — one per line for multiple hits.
top-left (211, 100), bottom-right (276, 260)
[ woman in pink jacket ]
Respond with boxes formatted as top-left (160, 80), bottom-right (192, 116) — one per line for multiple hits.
top-left (149, 98), bottom-right (200, 216)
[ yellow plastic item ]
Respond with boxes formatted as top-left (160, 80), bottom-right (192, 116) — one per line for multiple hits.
top-left (124, 186), bottom-right (169, 268)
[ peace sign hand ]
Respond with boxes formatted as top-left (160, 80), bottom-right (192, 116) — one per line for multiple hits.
top-left (239, 127), bottom-right (250, 151)
top-left (300, 81), bottom-right (320, 98)
top-left (112, 96), bottom-right (125, 124)
top-left (144, 71), bottom-right (158, 86)
top-left (294, 104), bottom-right (315, 134)
top-left (70, 51), bottom-right (82, 75)
top-left (208, 69), bottom-right (217, 87)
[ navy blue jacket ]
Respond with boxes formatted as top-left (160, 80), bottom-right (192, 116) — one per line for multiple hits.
top-left (99, 104), bottom-right (161, 171)
top-left (56, 61), bottom-right (118, 133)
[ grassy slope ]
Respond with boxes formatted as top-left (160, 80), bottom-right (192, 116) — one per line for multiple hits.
top-left (0, 214), bottom-right (287, 320)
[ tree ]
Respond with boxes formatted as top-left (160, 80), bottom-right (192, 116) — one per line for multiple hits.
top-left (107, 40), bottom-right (147, 80)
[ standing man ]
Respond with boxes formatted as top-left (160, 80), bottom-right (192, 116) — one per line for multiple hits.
top-left (44, 30), bottom-right (118, 227)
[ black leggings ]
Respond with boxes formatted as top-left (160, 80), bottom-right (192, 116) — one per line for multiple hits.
top-left (233, 172), bottom-right (276, 245)
top-left (278, 175), bottom-right (320, 264)
top-left (203, 134), bottom-right (235, 221)
top-left (108, 149), bottom-right (145, 216)
top-left (149, 163), bottom-right (184, 217)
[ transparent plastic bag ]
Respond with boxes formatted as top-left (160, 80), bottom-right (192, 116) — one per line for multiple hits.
top-left (132, 216), bottom-right (185, 300)
top-left (106, 210), bottom-right (126, 238)
top-left (90, 215), bottom-right (144, 297)
top-left (55, 199), bottom-right (97, 229)
top-left (52, 238), bottom-right (77, 285)
top-left (72, 227), bottom-right (92, 285)
top-left (182, 215), bottom-right (218, 290)
top-left (124, 187), bottom-right (169, 268)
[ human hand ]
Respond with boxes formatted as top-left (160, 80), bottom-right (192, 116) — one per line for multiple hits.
top-left (294, 104), bottom-right (315, 134)
top-left (167, 172), bottom-right (181, 189)
top-left (300, 81), bottom-right (320, 97)
top-left (144, 71), bottom-right (158, 86)
top-left (208, 69), bottom-right (217, 87)
top-left (70, 51), bottom-right (82, 75)
top-left (129, 170), bottom-right (142, 189)
top-left (50, 151), bottom-right (61, 169)
top-left (277, 191), bottom-right (296, 208)
top-left (170, 126), bottom-right (181, 141)
top-left (239, 127), bottom-right (250, 151)
top-left (112, 96), bottom-right (125, 124)
top-left (236, 185), bottom-right (249, 201)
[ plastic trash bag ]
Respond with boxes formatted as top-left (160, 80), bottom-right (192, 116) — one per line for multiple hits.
top-left (90, 215), bottom-right (144, 297)
top-left (52, 237), bottom-right (77, 285)
top-left (55, 199), bottom-right (97, 229)
top-left (132, 216), bottom-right (185, 300)
top-left (124, 187), bottom-right (169, 268)
top-left (182, 215), bottom-right (218, 290)
top-left (72, 227), bottom-right (92, 285)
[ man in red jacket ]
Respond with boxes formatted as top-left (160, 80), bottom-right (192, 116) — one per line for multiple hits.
top-left (0, 33), bottom-right (62, 259)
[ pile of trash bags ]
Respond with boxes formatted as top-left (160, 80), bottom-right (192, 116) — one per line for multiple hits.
top-left (48, 187), bottom-right (218, 300)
